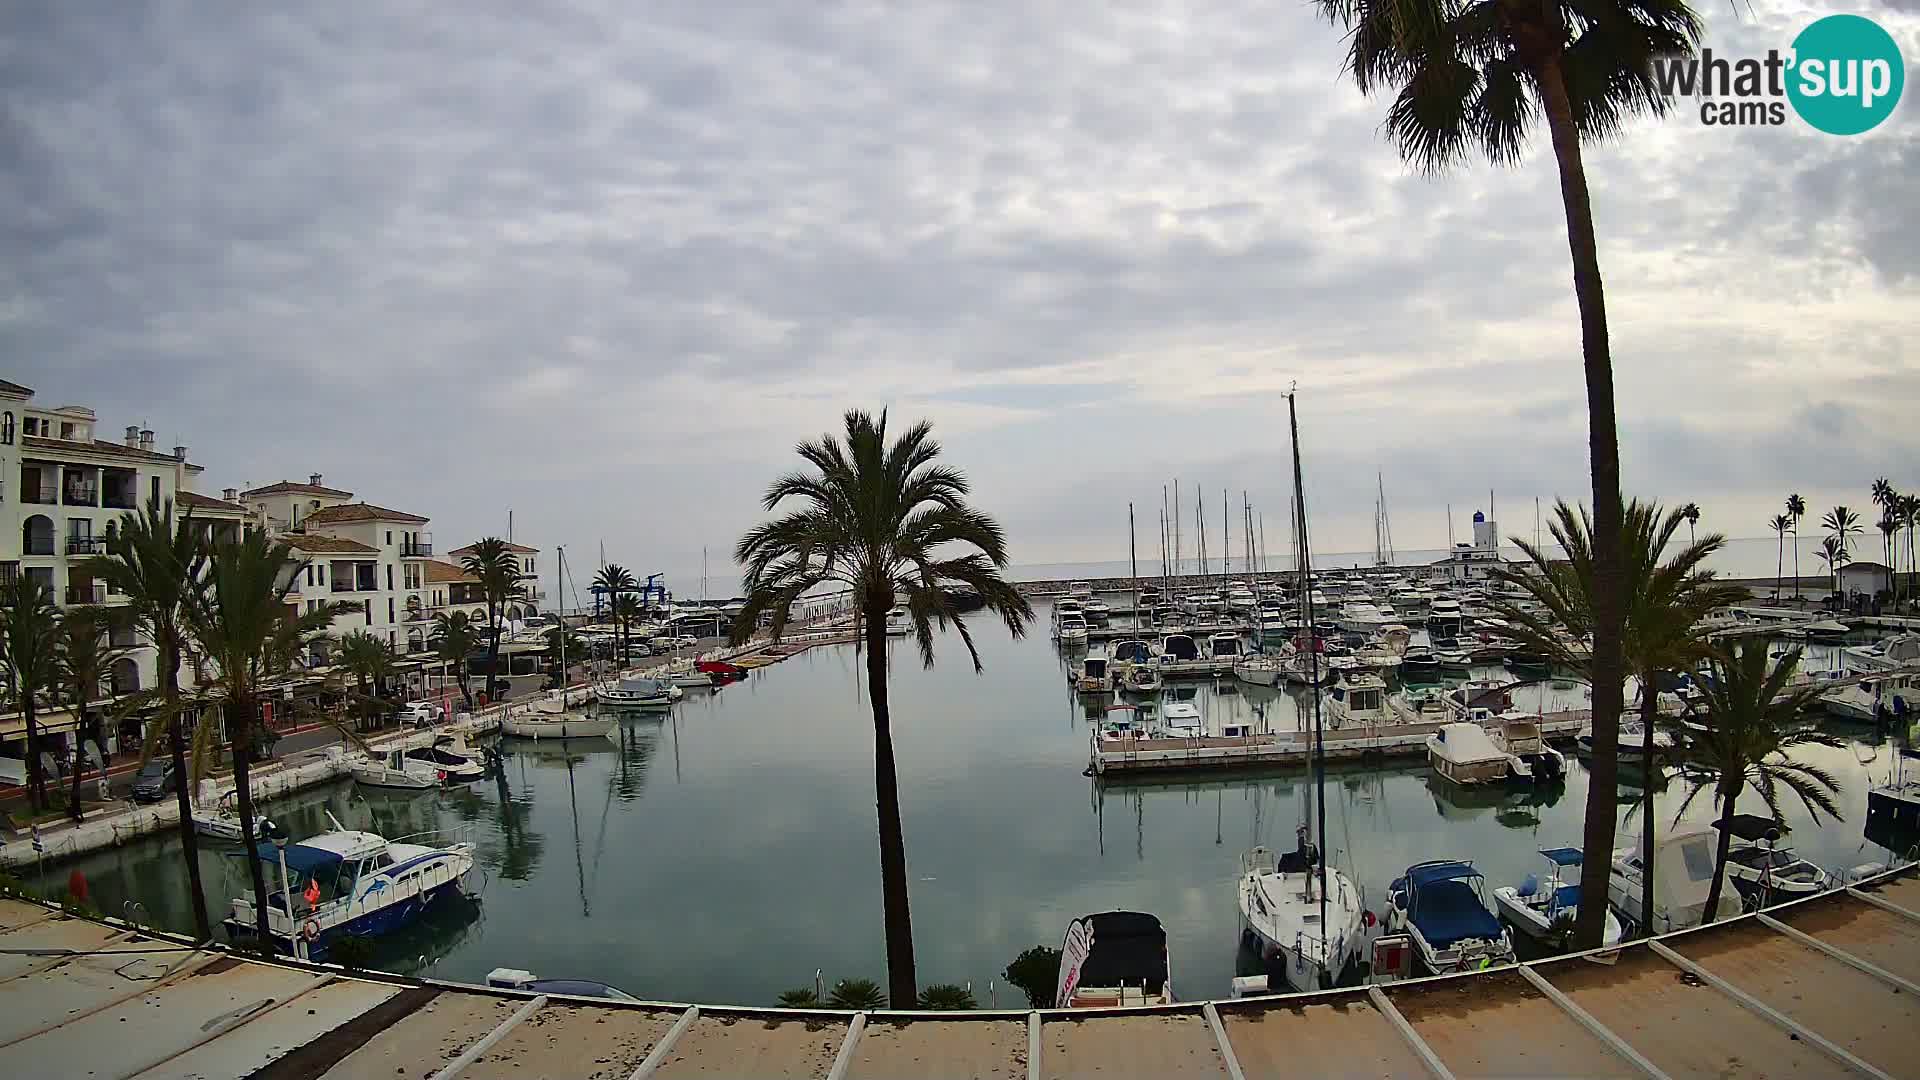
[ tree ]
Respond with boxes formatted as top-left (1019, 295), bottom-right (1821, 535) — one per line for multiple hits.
top-left (85, 497), bottom-right (214, 941)
top-left (1680, 503), bottom-right (1701, 544)
top-left (0, 575), bottom-right (61, 811)
top-left (776, 988), bottom-right (821, 1008)
top-left (430, 610), bottom-right (479, 710)
top-left (1878, 511), bottom-right (1900, 599)
top-left (827, 978), bottom-right (887, 1010)
top-left (917, 984), bottom-right (977, 1010)
top-left (542, 625), bottom-right (584, 682)
top-left (1003, 945), bottom-right (1062, 1008)
top-left (1669, 639), bottom-right (1842, 923)
top-left (608, 593), bottom-right (644, 666)
top-left (335, 631), bottom-right (398, 730)
top-left (593, 564), bottom-right (636, 659)
top-left (1822, 506), bottom-right (1862, 600)
top-left (53, 609), bottom-right (126, 821)
top-left (1815, 536), bottom-right (1845, 597)
top-left (459, 539), bottom-right (523, 701)
top-left (186, 531), bottom-right (354, 948)
top-left (1902, 494), bottom-right (1920, 604)
top-left (1491, 499), bottom-right (1742, 940)
top-left (1768, 514), bottom-right (1791, 602)
top-left (1786, 494), bottom-right (1807, 599)
top-left (1310, 0), bottom-right (1701, 947)
top-left (732, 410), bottom-right (1033, 1005)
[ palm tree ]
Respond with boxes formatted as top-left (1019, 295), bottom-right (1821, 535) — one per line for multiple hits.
top-left (430, 611), bottom-right (479, 710)
top-left (459, 539), bottom-right (523, 701)
top-left (1768, 514), bottom-right (1791, 602)
top-left (53, 609), bottom-right (126, 821)
top-left (1786, 494), bottom-right (1807, 599)
top-left (1877, 511), bottom-right (1900, 601)
top-left (732, 409), bottom-right (1033, 1005)
top-left (1491, 499), bottom-right (1742, 940)
top-left (1313, 0), bottom-right (1700, 950)
top-left (592, 564), bottom-right (636, 658)
top-left (186, 531), bottom-right (354, 948)
top-left (1902, 494), bottom-right (1920, 604)
top-left (85, 497), bottom-right (213, 940)
top-left (1678, 503), bottom-right (1700, 544)
top-left (1815, 536), bottom-right (1844, 597)
top-left (1823, 506), bottom-right (1863, 597)
top-left (609, 593), bottom-right (644, 666)
top-left (1669, 639), bottom-right (1842, 923)
top-left (335, 631), bottom-right (397, 731)
top-left (0, 575), bottom-right (61, 811)
top-left (1869, 479), bottom-right (1901, 603)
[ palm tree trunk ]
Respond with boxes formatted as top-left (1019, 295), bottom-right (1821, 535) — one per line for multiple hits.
top-left (1538, 53), bottom-right (1628, 952)
top-left (67, 711), bottom-right (88, 823)
top-left (863, 598), bottom-right (917, 1007)
top-left (23, 702), bottom-right (44, 811)
top-left (162, 642), bottom-right (212, 942)
top-left (228, 693), bottom-right (273, 949)
top-left (1775, 532), bottom-right (1784, 602)
top-left (486, 612), bottom-right (502, 701)
top-left (1701, 777), bottom-right (1739, 926)
top-left (1792, 526), bottom-right (1800, 599)
top-left (1636, 681), bottom-right (1657, 938)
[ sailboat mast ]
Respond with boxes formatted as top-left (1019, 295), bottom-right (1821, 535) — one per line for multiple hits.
top-left (1287, 392), bottom-right (1329, 942)
top-left (1222, 488), bottom-right (1230, 589)
top-left (1174, 479), bottom-right (1182, 583)
top-left (1128, 502), bottom-right (1138, 592)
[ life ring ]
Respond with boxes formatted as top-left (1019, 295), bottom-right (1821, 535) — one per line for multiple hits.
top-left (301, 918), bottom-right (321, 942)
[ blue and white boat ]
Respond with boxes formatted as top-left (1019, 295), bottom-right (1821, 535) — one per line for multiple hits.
top-left (1492, 847), bottom-right (1623, 948)
top-left (1385, 860), bottom-right (1515, 975)
top-left (226, 819), bottom-right (475, 959)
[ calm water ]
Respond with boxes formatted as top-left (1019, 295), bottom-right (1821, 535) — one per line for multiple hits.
top-left (60, 608), bottom-right (1910, 1006)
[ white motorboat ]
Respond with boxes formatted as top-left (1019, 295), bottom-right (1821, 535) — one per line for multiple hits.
top-left (1067, 580), bottom-right (1094, 599)
top-left (1822, 673), bottom-right (1914, 721)
top-left (1073, 654), bottom-right (1114, 694)
top-left (1231, 654), bottom-right (1286, 688)
top-left (1443, 680), bottom-right (1513, 723)
top-left (1055, 613), bottom-right (1090, 646)
top-left (1607, 823), bottom-right (1744, 935)
top-left (1385, 860), bottom-right (1515, 976)
top-left (884, 606), bottom-right (912, 636)
top-left (402, 733), bottom-right (488, 783)
top-left (1206, 633), bottom-right (1245, 660)
top-left (1159, 700), bottom-right (1203, 737)
top-left (1577, 716), bottom-right (1675, 759)
top-left (1327, 641), bottom-right (1403, 675)
top-left (349, 748), bottom-right (445, 791)
top-left (1427, 723), bottom-right (1511, 785)
top-left (1715, 815), bottom-right (1831, 905)
top-left (1486, 715), bottom-right (1567, 783)
top-left (1842, 632), bottom-right (1920, 675)
top-left (1154, 633), bottom-right (1200, 663)
top-left (192, 791), bottom-right (273, 843)
top-left (1238, 835), bottom-right (1368, 991)
top-left (1055, 910), bottom-right (1173, 1007)
top-left (1053, 598), bottom-right (1085, 623)
top-left (225, 816), bottom-right (474, 960)
top-left (1083, 598), bottom-right (1112, 621)
top-left (1327, 672), bottom-right (1390, 729)
top-left (1493, 847), bottom-right (1623, 948)
top-left (486, 967), bottom-right (638, 1001)
top-left (666, 658), bottom-right (714, 688)
top-left (500, 709), bottom-right (617, 740)
top-left (597, 676), bottom-right (682, 708)
top-left (1390, 686), bottom-right (1452, 725)
top-left (1337, 601), bottom-right (1397, 635)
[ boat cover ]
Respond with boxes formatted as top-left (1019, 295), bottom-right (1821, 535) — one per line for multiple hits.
top-left (1411, 880), bottom-right (1503, 947)
top-left (1539, 847), bottom-right (1583, 866)
top-left (1714, 813), bottom-right (1789, 843)
top-left (1079, 911), bottom-right (1168, 994)
top-left (238, 841), bottom-right (343, 876)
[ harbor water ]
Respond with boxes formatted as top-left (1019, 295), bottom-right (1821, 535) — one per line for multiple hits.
top-left (55, 613), bottom-right (1911, 1006)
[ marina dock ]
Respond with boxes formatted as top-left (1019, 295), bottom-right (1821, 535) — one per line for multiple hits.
top-left (3, 864), bottom-right (1916, 1077)
top-left (1091, 712), bottom-right (1592, 776)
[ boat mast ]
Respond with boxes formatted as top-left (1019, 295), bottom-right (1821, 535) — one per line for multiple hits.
top-left (1174, 479), bottom-right (1182, 584)
top-left (556, 546), bottom-right (567, 684)
top-left (1288, 391), bottom-right (1329, 944)
top-left (1128, 502), bottom-right (1138, 598)
top-left (1222, 488), bottom-right (1230, 591)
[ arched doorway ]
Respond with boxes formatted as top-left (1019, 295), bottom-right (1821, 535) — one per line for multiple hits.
top-left (109, 656), bottom-right (140, 695)
top-left (22, 514), bottom-right (53, 556)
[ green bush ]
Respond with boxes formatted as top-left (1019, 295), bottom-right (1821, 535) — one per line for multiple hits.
top-left (776, 988), bottom-right (821, 1008)
top-left (916, 983), bottom-right (976, 1010)
top-left (1003, 945), bottom-right (1061, 1008)
top-left (826, 977), bottom-right (886, 1010)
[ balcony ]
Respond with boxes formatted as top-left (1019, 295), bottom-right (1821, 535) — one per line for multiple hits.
top-left (20, 489), bottom-right (55, 506)
top-left (65, 582), bottom-right (106, 605)
top-left (402, 537), bottom-right (433, 557)
top-left (65, 536), bottom-right (105, 556)
top-left (63, 485), bottom-right (98, 507)
top-left (103, 488), bottom-right (138, 510)
top-left (330, 582), bottom-right (361, 593)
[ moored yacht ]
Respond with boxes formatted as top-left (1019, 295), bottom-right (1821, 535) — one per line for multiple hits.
top-left (1427, 723), bottom-right (1512, 785)
top-left (1055, 613), bottom-right (1090, 646)
top-left (1327, 672), bottom-right (1390, 729)
top-left (1155, 633), bottom-right (1200, 663)
top-left (1492, 847), bottom-right (1622, 948)
top-left (1238, 831), bottom-right (1368, 991)
top-left (1715, 815), bottom-right (1831, 904)
top-left (884, 606), bottom-right (912, 636)
top-left (1385, 860), bottom-right (1514, 975)
top-left (596, 675), bottom-right (682, 709)
top-left (1055, 911), bottom-right (1174, 1007)
top-left (1609, 824), bottom-right (1745, 934)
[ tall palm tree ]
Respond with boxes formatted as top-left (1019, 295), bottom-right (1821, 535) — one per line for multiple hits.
top-left (1491, 499), bottom-right (1742, 940)
top-left (1902, 494), bottom-right (1920, 604)
top-left (592, 564), bottom-right (636, 657)
top-left (0, 576), bottom-right (61, 811)
top-left (1823, 506), bottom-right (1862, 597)
top-left (335, 631), bottom-right (396, 731)
top-left (85, 497), bottom-right (213, 940)
top-left (1786, 494), bottom-right (1807, 599)
top-left (53, 609), bottom-right (126, 822)
top-left (1670, 639), bottom-right (1842, 923)
top-left (186, 531), bottom-right (353, 948)
top-left (1878, 511), bottom-right (1900, 601)
top-left (1768, 514), bottom-right (1791, 602)
top-left (609, 593), bottom-right (644, 665)
top-left (1680, 503), bottom-right (1701, 544)
top-left (459, 539), bottom-right (523, 701)
top-left (1310, 0), bottom-right (1700, 947)
top-left (430, 610), bottom-right (479, 710)
top-left (731, 410), bottom-right (1033, 1004)
top-left (1815, 536), bottom-right (1845, 597)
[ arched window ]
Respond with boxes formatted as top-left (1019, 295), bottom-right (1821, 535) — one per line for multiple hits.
top-left (1, 411), bottom-right (12, 445)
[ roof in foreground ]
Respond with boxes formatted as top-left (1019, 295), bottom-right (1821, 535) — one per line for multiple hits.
top-left (284, 534), bottom-right (379, 554)
top-left (424, 559), bottom-right (476, 584)
top-left (177, 490), bottom-right (250, 515)
top-left (241, 479), bottom-right (356, 498)
top-left (0, 866), bottom-right (1914, 1077)
top-left (0, 379), bottom-right (32, 396)
top-left (449, 540), bottom-right (539, 555)
top-left (20, 435), bottom-right (204, 471)
top-left (299, 502), bottom-right (430, 525)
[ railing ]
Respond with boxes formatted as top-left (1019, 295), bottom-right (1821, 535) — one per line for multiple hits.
top-left (20, 490), bottom-right (55, 505)
top-left (102, 491), bottom-right (138, 509)
top-left (65, 536), bottom-right (104, 556)
top-left (65, 583), bottom-right (106, 605)
top-left (63, 486), bottom-right (98, 506)
top-left (402, 540), bottom-right (433, 557)
top-left (22, 539), bottom-right (55, 556)
top-left (331, 583), bottom-right (359, 593)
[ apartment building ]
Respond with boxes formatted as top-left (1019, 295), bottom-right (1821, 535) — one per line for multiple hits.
top-left (240, 486), bottom-right (436, 658)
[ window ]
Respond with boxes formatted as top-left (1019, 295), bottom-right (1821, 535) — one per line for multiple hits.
top-left (0, 411), bottom-right (11, 444)
top-left (386, 531), bottom-right (393, 545)
top-left (59, 422), bottom-right (74, 439)
top-left (1681, 838), bottom-right (1717, 882)
top-left (386, 564), bottom-right (393, 590)
top-left (22, 416), bottom-right (37, 435)
top-left (363, 599), bottom-right (371, 625)
top-left (150, 476), bottom-right (159, 505)
top-left (387, 597), bottom-right (395, 623)
top-left (372, 851), bottom-right (394, 871)
top-left (319, 564), bottom-right (327, 585)
top-left (306, 565), bottom-right (314, 586)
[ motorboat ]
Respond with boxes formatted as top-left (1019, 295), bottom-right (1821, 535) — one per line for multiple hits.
top-left (1225, 585), bottom-right (1258, 611)
top-left (1110, 639), bottom-right (1153, 664)
top-left (1074, 654), bottom-right (1113, 694)
top-left (1486, 715), bottom-right (1567, 783)
top-left (1207, 633), bottom-right (1245, 660)
top-left (1427, 723), bottom-right (1512, 785)
top-left (1238, 833), bottom-right (1368, 991)
top-left (1155, 634), bottom-right (1200, 663)
top-left (884, 606), bottom-right (912, 636)
top-left (596, 675), bottom-right (682, 709)
top-left (1115, 659), bottom-right (1162, 694)
top-left (1385, 860), bottom-right (1514, 975)
top-left (1822, 673), bottom-right (1914, 722)
top-left (1053, 598), bottom-right (1086, 623)
top-left (1055, 613), bottom-right (1090, 646)
top-left (666, 658), bottom-right (713, 688)
top-left (500, 709), bottom-right (617, 740)
top-left (1399, 646), bottom-right (1442, 681)
top-left (1083, 598), bottom-right (1112, 621)
top-left (192, 791), bottom-right (273, 843)
top-left (225, 817), bottom-right (475, 960)
top-left (487, 967), bottom-right (638, 1001)
top-left (1159, 700), bottom-right (1204, 737)
top-left (1390, 686), bottom-right (1451, 725)
top-left (1607, 823), bottom-right (1744, 935)
top-left (1493, 847), bottom-right (1623, 948)
top-left (1067, 580), bottom-right (1095, 599)
top-left (1254, 603), bottom-right (1291, 642)
top-left (1443, 680), bottom-right (1513, 723)
top-left (1503, 652), bottom-right (1553, 680)
top-left (1055, 910), bottom-right (1173, 1007)
top-left (1326, 672), bottom-right (1390, 729)
top-left (1577, 716), bottom-right (1674, 759)
top-left (1842, 632), bottom-right (1920, 675)
top-left (1327, 640), bottom-right (1403, 676)
top-left (348, 748), bottom-right (446, 792)
top-left (404, 735), bottom-right (488, 783)
top-left (1336, 601), bottom-right (1397, 635)
top-left (1714, 815), bottom-right (1831, 905)
top-left (1231, 654), bottom-right (1286, 688)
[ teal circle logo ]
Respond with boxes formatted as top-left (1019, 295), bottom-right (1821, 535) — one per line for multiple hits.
top-left (1787, 15), bottom-right (1904, 135)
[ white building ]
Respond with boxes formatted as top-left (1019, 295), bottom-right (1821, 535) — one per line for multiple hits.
top-left (445, 540), bottom-right (544, 619)
top-left (1435, 510), bottom-right (1507, 584)
top-left (1838, 561), bottom-right (1893, 599)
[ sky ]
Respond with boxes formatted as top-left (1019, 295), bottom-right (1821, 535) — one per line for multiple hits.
top-left (3, 1), bottom-right (1916, 596)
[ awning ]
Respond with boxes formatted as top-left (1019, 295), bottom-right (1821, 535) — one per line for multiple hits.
top-left (1406, 860), bottom-right (1482, 887)
top-left (234, 842), bottom-right (344, 877)
top-left (1538, 847), bottom-right (1583, 866)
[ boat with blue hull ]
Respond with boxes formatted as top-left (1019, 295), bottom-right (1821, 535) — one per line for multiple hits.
top-left (225, 819), bottom-right (476, 960)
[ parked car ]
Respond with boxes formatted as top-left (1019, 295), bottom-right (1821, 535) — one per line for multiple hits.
top-left (130, 759), bottom-right (178, 803)
top-left (402, 701), bottom-right (444, 727)
top-left (669, 635), bottom-right (698, 649)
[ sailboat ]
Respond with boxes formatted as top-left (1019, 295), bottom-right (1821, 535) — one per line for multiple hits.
top-left (1237, 392), bottom-right (1369, 991)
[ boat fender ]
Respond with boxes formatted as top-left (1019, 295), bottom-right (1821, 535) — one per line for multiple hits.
top-left (1362, 909), bottom-right (1377, 928)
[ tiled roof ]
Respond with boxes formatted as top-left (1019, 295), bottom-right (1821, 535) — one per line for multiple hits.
top-left (424, 560), bottom-right (477, 584)
top-left (177, 490), bottom-right (249, 515)
top-left (0, 379), bottom-right (32, 396)
top-left (283, 535), bottom-right (378, 554)
top-left (20, 436), bottom-right (204, 471)
top-left (241, 480), bottom-right (356, 498)
top-left (299, 502), bottom-right (430, 525)
top-left (449, 540), bottom-right (538, 556)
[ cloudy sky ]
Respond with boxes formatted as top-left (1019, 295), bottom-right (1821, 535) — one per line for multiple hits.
top-left (4, 1), bottom-right (1916, 593)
